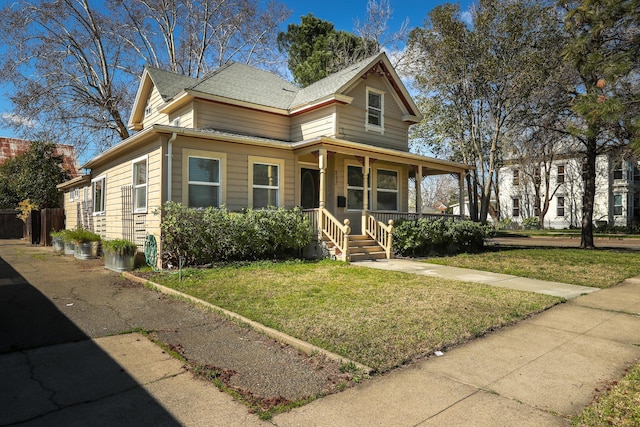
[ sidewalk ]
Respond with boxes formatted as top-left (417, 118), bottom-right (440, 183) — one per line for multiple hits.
top-left (272, 273), bottom-right (640, 426)
top-left (3, 241), bottom-right (640, 426)
top-left (352, 259), bottom-right (599, 299)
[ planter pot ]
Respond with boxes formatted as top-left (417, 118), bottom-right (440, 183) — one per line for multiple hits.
top-left (74, 241), bottom-right (101, 260)
top-left (64, 241), bottom-right (75, 256)
top-left (52, 236), bottom-right (64, 253)
top-left (104, 251), bottom-right (135, 272)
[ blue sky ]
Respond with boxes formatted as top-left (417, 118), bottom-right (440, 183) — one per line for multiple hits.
top-left (0, 0), bottom-right (471, 140)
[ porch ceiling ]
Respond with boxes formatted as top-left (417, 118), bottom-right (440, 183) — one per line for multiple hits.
top-left (292, 137), bottom-right (471, 176)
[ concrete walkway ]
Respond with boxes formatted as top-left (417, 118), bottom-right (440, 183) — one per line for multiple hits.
top-left (352, 259), bottom-right (599, 299)
top-left (272, 275), bottom-right (640, 426)
top-left (3, 241), bottom-right (640, 426)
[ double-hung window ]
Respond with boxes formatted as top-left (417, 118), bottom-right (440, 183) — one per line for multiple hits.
top-left (376, 169), bottom-right (398, 211)
top-left (132, 156), bottom-right (148, 213)
top-left (512, 198), bottom-right (520, 217)
top-left (188, 156), bottom-right (221, 208)
top-left (366, 87), bottom-right (384, 132)
top-left (250, 157), bottom-right (282, 208)
top-left (613, 194), bottom-right (623, 216)
top-left (557, 196), bottom-right (565, 217)
top-left (92, 175), bottom-right (106, 215)
top-left (347, 165), bottom-right (371, 210)
top-left (513, 169), bottom-right (520, 186)
top-left (557, 165), bottom-right (565, 183)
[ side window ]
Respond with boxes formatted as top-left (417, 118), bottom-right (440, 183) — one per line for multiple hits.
top-left (366, 87), bottom-right (384, 133)
top-left (188, 156), bottom-right (220, 208)
top-left (92, 176), bottom-right (106, 215)
top-left (613, 194), bottom-right (623, 216)
top-left (557, 165), bottom-right (565, 183)
top-left (513, 169), bottom-right (520, 186)
top-left (557, 196), bottom-right (565, 217)
top-left (376, 169), bottom-right (398, 211)
top-left (132, 156), bottom-right (148, 213)
top-left (512, 198), bottom-right (520, 217)
top-left (252, 162), bottom-right (280, 208)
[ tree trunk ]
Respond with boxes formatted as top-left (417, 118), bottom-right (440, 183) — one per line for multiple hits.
top-left (580, 137), bottom-right (597, 249)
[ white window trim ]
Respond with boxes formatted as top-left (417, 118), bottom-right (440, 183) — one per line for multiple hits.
top-left (91, 175), bottom-right (106, 216)
top-left (132, 155), bottom-right (148, 214)
top-left (557, 164), bottom-right (565, 184)
top-left (248, 156), bottom-right (284, 209)
top-left (556, 195), bottom-right (565, 217)
top-left (182, 149), bottom-right (226, 208)
top-left (345, 162), bottom-right (371, 211)
top-left (375, 168), bottom-right (399, 211)
top-left (365, 87), bottom-right (385, 134)
top-left (613, 194), bottom-right (623, 216)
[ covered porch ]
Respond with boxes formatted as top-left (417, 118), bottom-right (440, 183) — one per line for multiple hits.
top-left (292, 137), bottom-right (471, 261)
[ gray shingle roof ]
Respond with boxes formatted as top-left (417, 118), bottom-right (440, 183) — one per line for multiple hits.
top-left (145, 67), bottom-right (198, 102)
top-left (291, 54), bottom-right (383, 108)
top-left (189, 62), bottom-right (299, 110)
top-left (146, 52), bottom-right (386, 110)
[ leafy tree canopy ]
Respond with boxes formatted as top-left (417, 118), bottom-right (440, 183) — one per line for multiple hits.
top-left (277, 13), bottom-right (375, 87)
top-left (0, 141), bottom-right (71, 210)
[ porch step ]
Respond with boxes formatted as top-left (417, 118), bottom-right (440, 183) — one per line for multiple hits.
top-left (324, 235), bottom-right (388, 262)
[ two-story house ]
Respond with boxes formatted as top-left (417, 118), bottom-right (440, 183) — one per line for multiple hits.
top-left (498, 151), bottom-right (640, 229)
top-left (57, 52), bottom-right (471, 263)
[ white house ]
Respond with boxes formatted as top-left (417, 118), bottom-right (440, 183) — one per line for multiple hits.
top-left (498, 151), bottom-right (640, 229)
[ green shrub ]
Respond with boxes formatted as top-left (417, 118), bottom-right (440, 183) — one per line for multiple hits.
top-left (160, 202), bottom-right (313, 267)
top-left (393, 218), bottom-right (491, 257)
top-left (522, 216), bottom-right (539, 230)
top-left (51, 229), bottom-right (73, 242)
top-left (102, 239), bottom-right (138, 256)
top-left (68, 228), bottom-right (101, 243)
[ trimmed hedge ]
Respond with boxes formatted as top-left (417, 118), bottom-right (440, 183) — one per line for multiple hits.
top-left (160, 202), bottom-right (313, 267)
top-left (393, 218), bottom-right (492, 257)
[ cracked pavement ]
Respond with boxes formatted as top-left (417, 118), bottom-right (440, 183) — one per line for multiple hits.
top-left (0, 241), bottom-right (347, 426)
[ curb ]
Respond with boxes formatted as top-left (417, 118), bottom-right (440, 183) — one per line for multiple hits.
top-left (122, 272), bottom-right (375, 375)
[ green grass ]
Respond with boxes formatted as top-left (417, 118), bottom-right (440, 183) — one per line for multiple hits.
top-left (147, 260), bottom-right (560, 372)
top-left (424, 248), bottom-right (640, 288)
top-left (573, 362), bottom-right (640, 426)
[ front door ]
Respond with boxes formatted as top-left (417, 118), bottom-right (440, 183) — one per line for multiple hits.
top-left (300, 168), bottom-right (320, 209)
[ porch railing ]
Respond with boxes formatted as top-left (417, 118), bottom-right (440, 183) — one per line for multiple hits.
top-left (368, 211), bottom-right (464, 224)
top-left (303, 208), bottom-right (351, 262)
top-left (365, 214), bottom-right (394, 259)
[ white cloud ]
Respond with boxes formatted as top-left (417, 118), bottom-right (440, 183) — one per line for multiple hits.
top-left (0, 112), bottom-right (37, 128)
top-left (460, 11), bottom-right (473, 26)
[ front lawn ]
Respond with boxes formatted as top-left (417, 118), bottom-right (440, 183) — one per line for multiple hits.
top-left (145, 260), bottom-right (560, 372)
top-left (424, 248), bottom-right (640, 288)
top-left (573, 362), bottom-right (640, 426)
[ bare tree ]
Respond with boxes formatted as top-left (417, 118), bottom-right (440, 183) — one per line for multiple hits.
top-left (354, 0), bottom-right (409, 67)
top-left (0, 0), bottom-right (290, 156)
top-left (0, 0), bottom-right (132, 154)
top-left (111, 0), bottom-right (291, 78)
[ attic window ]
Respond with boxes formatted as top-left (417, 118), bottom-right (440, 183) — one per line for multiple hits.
top-left (144, 105), bottom-right (153, 117)
top-left (366, 87), bottom-right (384, 133)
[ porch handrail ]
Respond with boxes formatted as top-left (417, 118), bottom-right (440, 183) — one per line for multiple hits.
top-left (369, 211), bottom-right (464, 224)
top-left (365, 214), bottom-right (394, 259)
top-left (320, 208), bottom-right (351, 262)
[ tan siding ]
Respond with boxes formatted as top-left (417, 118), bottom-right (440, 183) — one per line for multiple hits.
top-left (196, 101), bottom-right (290, 141)
top-left (169, 103), bottom-right (194, 128)
top-left (291, 106), bottom-right (336, 141)
top-left (90, 142), bottom-right (163, 244)
top-left (339, 76), bottom-right (409, 151)
top-left (142, 87), bottom-right (170, 128)
top-left (172, 136), bottom-right (295, 211)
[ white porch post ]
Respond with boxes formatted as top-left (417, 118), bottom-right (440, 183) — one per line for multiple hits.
top-left (459, 171), bottom-right (466, 218)
top-left (361, 156), bottom-right (370, 235)
top-left (318, 149), bottom-right (327, 236)
top-left (416, 165), bottom-right (423, 216)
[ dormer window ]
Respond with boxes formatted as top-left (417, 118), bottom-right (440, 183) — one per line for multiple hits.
top-left (366, 87), bottom-right (384, 133)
